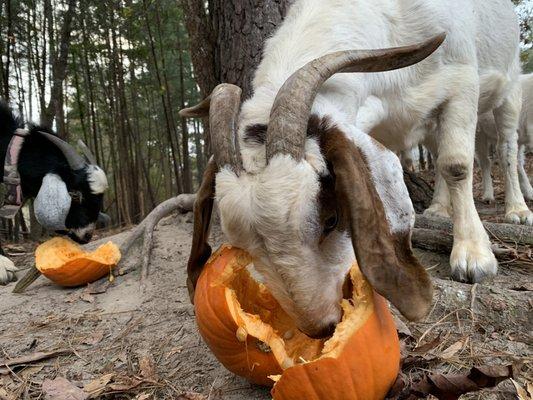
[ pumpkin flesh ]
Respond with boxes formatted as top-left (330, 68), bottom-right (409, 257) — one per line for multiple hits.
top-left (194, 245), bottom-right (400, 398)
top-left (35, 237), bottom-right (121, 287)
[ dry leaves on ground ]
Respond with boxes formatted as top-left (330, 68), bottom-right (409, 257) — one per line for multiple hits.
top-left (41, 377), bottom-right (88, 400)
top-left (387, 364), bottom-right (513, 399)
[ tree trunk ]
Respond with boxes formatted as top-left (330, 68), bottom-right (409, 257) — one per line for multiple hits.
top-left (41, 0), bottom-right (77, 131)
top-left (211, 0), bottom-right (291, 99)
top-left (182, 0), bottom-right (290, 99)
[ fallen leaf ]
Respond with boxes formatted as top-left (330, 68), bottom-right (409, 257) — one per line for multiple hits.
top-left (439, 339), bottom-right (465, 360)
top-left (108, 376), bottom-right (142, 392)
top-left (82, 331), bottom-right (104, 346)
top-left (85, 280), bottom-right (111, 295)
top-left (135, 394), bottom-right (152, 400)
top-left (139, 354), bottom-right (158, 381)
top-left (387, 364), bottom-right (513, 400)
top-left (511, 379), bottom-right (530, 400)
top-left (42, 377), bottom-right (88, 400)
top-left (83, 373), bottom-right (114, 398)
top-left (393, 314), bottom-right (412, 338)
top-left (80, 292), bottom-right (95, 303)
top-left (412, 335), bottom-right (443, 354)
top-left (64, 292), bottom-right (80, 303)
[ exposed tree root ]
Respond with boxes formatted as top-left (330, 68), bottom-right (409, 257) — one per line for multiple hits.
top-left (119, 194), bottom-right (196, 291)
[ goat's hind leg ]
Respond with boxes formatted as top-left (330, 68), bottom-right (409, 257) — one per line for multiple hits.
top-left (476, 132), bottom-right (495, 203)
top-left (437, 67), bottom-right (497, 283)
top-left (493, 85), bottom-right (533, 225)
top-left (423, 134), bottom-right (452, 219)
top-left (518, 144), bottom-right (533, 201)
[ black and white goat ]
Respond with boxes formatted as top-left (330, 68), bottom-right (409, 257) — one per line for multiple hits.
top-left (0, 102), bottom-right (108, 284)
top-left (181, 0), bottom-right (523, 338)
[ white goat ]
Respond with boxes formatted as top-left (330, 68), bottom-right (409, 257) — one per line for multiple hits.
top-left (475, 74), bottom-right (533, 203)
top-left (182, 0), bottom-right (524, 338)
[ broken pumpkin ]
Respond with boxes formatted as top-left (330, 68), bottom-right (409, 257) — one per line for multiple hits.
top-left (194, 244), bottom-right (400, 399)
top-left (35, 237), bottom-right (121, 287)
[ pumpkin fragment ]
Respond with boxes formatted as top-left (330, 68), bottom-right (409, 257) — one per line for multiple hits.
top-left (193, 245), bottom-right (400, 399)
top-left (35, 237), bottom-right (121, 287)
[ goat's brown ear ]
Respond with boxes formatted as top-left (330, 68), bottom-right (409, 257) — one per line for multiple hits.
top-left (322, 131), bottom-right (433, 321)
top-left (187, 158), bottom-right (217, 303)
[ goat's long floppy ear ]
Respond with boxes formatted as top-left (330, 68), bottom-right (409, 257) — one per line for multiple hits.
top-left (34, 173), bottom-right (72, 231)
top-left (186, 158), bottom-right (217, 302)
top-left (322, 131), bottom-right (433, 321)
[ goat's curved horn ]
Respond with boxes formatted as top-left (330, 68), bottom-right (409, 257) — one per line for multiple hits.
top-left (265, 33), bottom-right (446, 161)
top-left (179, 95), bottom-right (212, 118)
top-left (180, 84), bottom-right (243, 172)
top-left (77, 139), bottom-right (98, 165)
top-left (39, 131), bottom-right (86, 170)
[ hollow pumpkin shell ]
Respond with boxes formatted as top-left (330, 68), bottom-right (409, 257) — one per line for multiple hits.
top-left (194, 245), bottom-right (400, 399)
top-left (35, 237), bottom-right (121, 287)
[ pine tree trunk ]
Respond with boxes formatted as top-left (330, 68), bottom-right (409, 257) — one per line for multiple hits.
top-left (182, 0), bottom-right (290, 98)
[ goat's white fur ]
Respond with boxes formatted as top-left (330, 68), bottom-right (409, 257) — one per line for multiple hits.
top-left (215, 0), bottom-right (521, 333)
top-left (476, 74), bottom-right (533, 203)
top-left (426, 74), bottom-right (533, 224)
top-left (86, 165), bottom-right (109, 195)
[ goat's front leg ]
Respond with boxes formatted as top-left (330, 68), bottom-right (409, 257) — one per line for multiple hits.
top-left (493, 86), bottom-right (533, 225)
top-left (437, 69), bottom-right (497, 283)
top-left (0, 241), bottom-right (18, 285)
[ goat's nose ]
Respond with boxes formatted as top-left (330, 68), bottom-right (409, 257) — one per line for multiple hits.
top-left (83, 232), bottom-right (93, 242)
top-left (304, 322), bottom-right (337, 339)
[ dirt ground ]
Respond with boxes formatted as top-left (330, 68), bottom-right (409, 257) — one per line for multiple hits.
top-left (0, 161), bottom-right (531, 399)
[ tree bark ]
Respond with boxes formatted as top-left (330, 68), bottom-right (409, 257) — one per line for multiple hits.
top-left (211, 0), bottom-right (291, 99)
top-left (182, 0), bottom-right (290, 98)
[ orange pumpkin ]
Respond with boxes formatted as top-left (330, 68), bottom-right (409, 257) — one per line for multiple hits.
top-left (194, 245), bottom-right (400, 399)
top-left (35, 237), bottom-right (121, 287)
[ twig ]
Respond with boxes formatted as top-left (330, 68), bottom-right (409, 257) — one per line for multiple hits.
top-left (0, 349), bottom-right (73, 374)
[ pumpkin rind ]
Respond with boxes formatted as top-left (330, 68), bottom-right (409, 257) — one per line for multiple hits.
top-left (194, 245), bottom-right (400, 399)
top-left (35, 237), bottom-right (121, 287)
top-left (194, 246), bottom-right (283, 386)
top-left (270, 294), bottom-right (399, 400)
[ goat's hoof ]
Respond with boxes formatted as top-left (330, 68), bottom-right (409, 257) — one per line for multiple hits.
top-left (0, 255), bottom-right (18, 285)
top-left (504, 208), bottom-right (533, 226)
top-left (423, 204), bottom-right (452, 219)
top-left (450, 241), bottom-right (498, 284)
top-left (481, 194), bottom-right (495, 204)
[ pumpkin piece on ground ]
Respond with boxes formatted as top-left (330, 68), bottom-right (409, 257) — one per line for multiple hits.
top-left (35, 237), bottom-right (121, 287)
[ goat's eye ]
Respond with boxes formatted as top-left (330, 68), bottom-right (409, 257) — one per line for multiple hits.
top-left (323, 211), bottom-right (338, 234)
